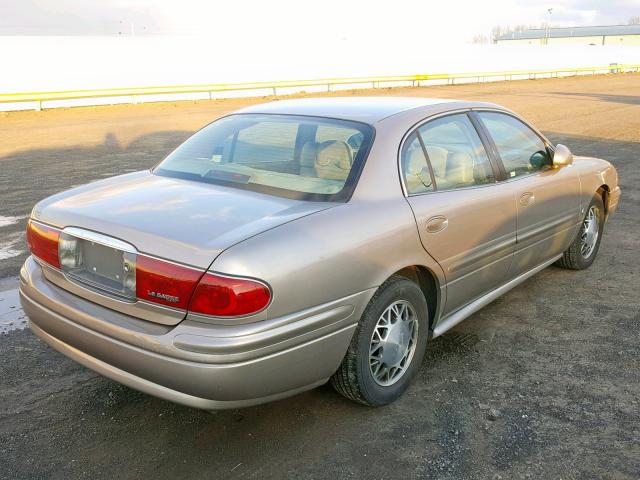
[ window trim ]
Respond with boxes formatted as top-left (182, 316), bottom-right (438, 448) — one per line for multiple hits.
top-left (415, 130), bottom-right (438, 190)
top-left (467, 111), bottom-right (507, 180)
top-left (470, 108), bottom-right (556, 183)
top-left (397, 109), bottom-right (501, 197)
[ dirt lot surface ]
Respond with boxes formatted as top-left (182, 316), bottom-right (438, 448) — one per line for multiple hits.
top-left (1, 74), bottom-right (639, 479)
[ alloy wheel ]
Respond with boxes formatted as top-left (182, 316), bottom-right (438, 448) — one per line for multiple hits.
top-left (580, 205), bottom-right (600, 259)
top-left (369, 300), bottom-right (419, 386)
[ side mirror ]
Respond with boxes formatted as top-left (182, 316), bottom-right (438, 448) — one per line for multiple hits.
top-left (553, 144), bottom-right (573, 167)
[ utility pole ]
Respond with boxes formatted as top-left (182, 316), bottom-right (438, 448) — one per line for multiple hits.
top-left (545, 8), bottom-right (553, 45)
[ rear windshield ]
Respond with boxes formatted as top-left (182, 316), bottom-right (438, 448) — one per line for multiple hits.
top-left (154, 114), bottom-right (374, 201)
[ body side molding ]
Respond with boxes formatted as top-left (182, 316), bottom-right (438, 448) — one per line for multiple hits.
top-left (433, 254), bottom-right (562, 337)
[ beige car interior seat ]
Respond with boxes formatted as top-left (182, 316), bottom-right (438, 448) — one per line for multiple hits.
top-left (314, 140), bottom-right (353, 181)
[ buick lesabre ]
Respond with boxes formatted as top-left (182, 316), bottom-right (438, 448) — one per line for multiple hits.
top-left (20, 97), bottom-right (621, 408)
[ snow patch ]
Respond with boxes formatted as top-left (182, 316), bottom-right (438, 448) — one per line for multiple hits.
top-left (0, 236), bottom-right (23, 260)
top-left (0, 215), bottom-right (26, 228)
top-left (0, 288), bottom-right (26, 334)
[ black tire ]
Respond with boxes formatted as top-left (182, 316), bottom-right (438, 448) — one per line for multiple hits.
top-left (556, 194), bottom-right (605, 270)
top-left (330, 275), bottom-right (429, 406)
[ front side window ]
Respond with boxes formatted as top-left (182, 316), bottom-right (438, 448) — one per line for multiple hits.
top-left (477, 112), bottom-right (550, 179)
top-left (155, 114), bottom-right (373, 201)
top-left (401, 113), bottom-right (495, 193)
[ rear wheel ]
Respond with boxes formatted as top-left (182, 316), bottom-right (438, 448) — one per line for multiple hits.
top-left (331, 275), bottom-right (429, 406)
top-left (556, 194), bottom-right (605, 270)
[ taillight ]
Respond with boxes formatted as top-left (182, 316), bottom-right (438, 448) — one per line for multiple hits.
top-left (189, 273), bottom-right (271, 317)
top-left (137, 257), bottom-right (270, 317)
top-left (26, 219), bottom-right (60, 268)
top-left (135, 255), bottom-right (203, 310)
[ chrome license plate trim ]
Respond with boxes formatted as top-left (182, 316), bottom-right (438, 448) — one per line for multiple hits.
top-left (62, 227), bottom-right (137, 253)
top-left (60, 227), bottom-right (138, 301)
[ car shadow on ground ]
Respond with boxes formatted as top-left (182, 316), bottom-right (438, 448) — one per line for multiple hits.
top-left (0, 130), bottom-right (192, 278)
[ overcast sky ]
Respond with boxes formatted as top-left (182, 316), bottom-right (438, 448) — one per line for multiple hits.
top-left (1, 0), bottom-right (639, 40)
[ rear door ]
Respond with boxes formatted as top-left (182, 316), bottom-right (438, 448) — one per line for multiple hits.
top-left (474, 111), bottom-right (581, 275)
top-left (401, 112), bottom-right (517, 317)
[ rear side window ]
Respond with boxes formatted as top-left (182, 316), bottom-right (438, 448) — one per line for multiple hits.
top-left (401, 113), bottom-right (495, 193)
top-left (401, 132), bottom-right (434, 195)
top-left (155, 114), bottom-right (373, 202)
top-left (477, 112), bottom-right (550, 178)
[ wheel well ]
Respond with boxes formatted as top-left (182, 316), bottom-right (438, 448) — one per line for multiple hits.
top-left (597, 184), bottom-right (610, 217)
top-left (393, 266), bottom-right (439, 330)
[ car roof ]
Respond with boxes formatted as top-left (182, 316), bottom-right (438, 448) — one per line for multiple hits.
top-left (233, 97), bottom-right (469, 124)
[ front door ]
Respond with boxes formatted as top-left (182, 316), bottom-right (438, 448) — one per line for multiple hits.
top-left (475, 111), bottom-right (581, 274)
top-left (401, 113), bottom-right (517, 317)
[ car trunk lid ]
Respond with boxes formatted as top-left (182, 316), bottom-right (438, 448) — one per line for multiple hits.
top-left (33, 171), bottom-right (333, 269)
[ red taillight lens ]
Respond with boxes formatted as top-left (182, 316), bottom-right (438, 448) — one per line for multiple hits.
top-left (26, 220), bottom-right (60, 268)
top-left (136, 256), bottom-right (270, 317)
top-left (189, 273), bottom-right (271, 317)
top-left (136, 255), bottom-right (203, 310)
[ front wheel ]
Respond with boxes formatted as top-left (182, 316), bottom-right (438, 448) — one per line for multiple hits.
top-left (556, 194), bottom-right (605, 270)
top-left (331, 275), bottom-right (429, 406)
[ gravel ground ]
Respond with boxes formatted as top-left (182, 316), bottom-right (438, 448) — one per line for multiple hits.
top-left (0, 74), bottom-right (639, 479)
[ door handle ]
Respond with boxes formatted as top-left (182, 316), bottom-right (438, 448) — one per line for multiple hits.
top-left (426, 215), bottom-right (448, 233)
top-left (519, 192), bottom-right (535, 207)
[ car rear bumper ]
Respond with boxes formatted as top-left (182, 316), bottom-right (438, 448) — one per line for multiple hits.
top-left (20, 256), bottom-right (368, 410)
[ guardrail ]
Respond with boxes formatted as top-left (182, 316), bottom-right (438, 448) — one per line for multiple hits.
top-left (2, 64), bottom-right (639, 111)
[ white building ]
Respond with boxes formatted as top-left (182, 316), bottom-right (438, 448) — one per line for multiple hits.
top-left (496, 25), bottom-right (640, 46)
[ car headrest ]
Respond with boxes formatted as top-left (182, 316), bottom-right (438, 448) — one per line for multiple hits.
top-left (315, 140), bottom-right (353, 181)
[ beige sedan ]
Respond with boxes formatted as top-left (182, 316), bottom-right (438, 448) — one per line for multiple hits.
top-left (20, 97), bottom-right (620, 409)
